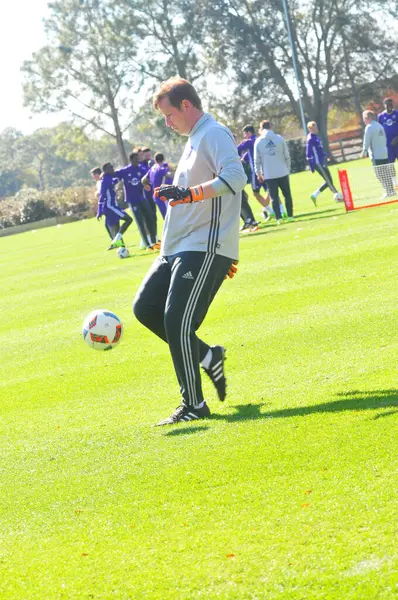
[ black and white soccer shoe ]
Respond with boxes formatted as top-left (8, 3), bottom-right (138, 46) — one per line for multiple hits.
top-left (155, 402), bottom-right (211, 426)
top-left (202, 345), bottom-right (227, 401)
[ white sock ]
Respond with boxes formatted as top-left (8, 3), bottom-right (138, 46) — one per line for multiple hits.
top-left (200, 348), bottom-right (213, 369)
top-left (113, 232), bottom-right (122, 242)
top-left (313, 190), bottom-right (321, 198)
top-left (265, 205), bottom-right (274, 216)
top-left (280, 204), bottom-right (286, 215)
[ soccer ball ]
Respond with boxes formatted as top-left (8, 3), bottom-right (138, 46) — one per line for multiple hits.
top-left (82, 309), bottom-right (123, 351)
top-left (333, 192), bottom-right (344, 202)
top-left (117, 247), bottom-right (130, 259)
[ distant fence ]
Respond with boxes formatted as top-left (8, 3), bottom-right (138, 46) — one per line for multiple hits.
top-left (329, 128), bottom-right (363, 163)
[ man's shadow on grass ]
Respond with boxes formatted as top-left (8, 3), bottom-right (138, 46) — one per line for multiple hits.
top-left (164, 389), bottom-right (398, 435)
top-left (211, 389), bottom-right (398, 423)
top-left (246, 208), bottom-right (342, 239)
top-left (295, 208), bottom-right (343, 221)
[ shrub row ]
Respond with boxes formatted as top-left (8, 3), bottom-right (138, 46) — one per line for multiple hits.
top-left (0, 187), bottom-right (97, 229)
top-left (286, 138), bottom-right (307, 174)
top-left (0, 144), bottom-right (307, 230)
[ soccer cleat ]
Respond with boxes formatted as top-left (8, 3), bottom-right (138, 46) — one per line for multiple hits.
top-left (309, 194), bottom-right (317, 207)
top-left (286, 216), bottom-right (295, 223)
top-left (263, 209), bottom-right (271, 222)
top-left (155, 402), bottom-right (211, 426)
top-left (249, 224), bottom-right (259, 232)
top-left (107, 239), bottom-right (125, 251)
top-left (240, 221), bottom-right (252, 232)
top-left (202, 345), bottom-right (227, 401)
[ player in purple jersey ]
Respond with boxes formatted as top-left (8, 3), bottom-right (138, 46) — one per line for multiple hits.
top-left (306, 121), bottom-right (342, 206)
top-left (377, 98), bottom-right (398, 163)
top-left (238, 154), bottom-right (259, 231)
top-left (96, 163), bottom-right (133, 251)
top-left (141, 152), bottom-right (171, 219)
top-left (137, 147), bottom-right (159, 242)
top-left (114, 152), bottom-right (160, 251)
top-left (238, 126), bottom-right (287, 221)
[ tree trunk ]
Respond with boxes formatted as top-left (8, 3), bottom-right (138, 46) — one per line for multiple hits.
top-left (342, 40), bottom-right (364, 132)
top-left (316, 105), bottom-right (332, 158)
top-left (333, 0), bottom-right (364, 132)
top-left (108, 96), bottom-right (128, 165)
top-left (38, 159), bottom-right (45, 191)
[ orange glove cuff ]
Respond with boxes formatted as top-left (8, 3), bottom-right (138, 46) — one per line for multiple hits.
top-left (189, 185), bottom-right (204, 202)
top-left (224, 260), bottom-right (238, 280)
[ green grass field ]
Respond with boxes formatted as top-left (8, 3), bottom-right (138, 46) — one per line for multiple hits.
top-left (1, 163), bottom-right (397, 599)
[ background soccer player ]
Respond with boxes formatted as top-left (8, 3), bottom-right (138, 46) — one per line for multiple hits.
top-left (237, 125), bottom-right (278, 221)
top-left (90, 166), bottom-right (102, 199)
top-left (113, 153), bottom-right (160, 251)
top-left (97, 163), bottom-right (133, 251)
top-left (141, 152), bottom-right (171, 220)
top-left (133, 77), bottom-right (247, 426)
top-left (306, 121), bottom-right (342, 206)
top-left (362, 110), bottom-right (395, 198)
top-left (238, 151), bottom-right (259, 231)
top-left (139, 147), bottom-right (158, 232)
top-left (377, 97), bottom-right (398, 164)
top-left (254, 120), bottom-right (294, 222)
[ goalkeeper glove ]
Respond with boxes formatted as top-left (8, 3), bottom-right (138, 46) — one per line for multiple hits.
top-left (224, 260), bottom-right (238, 280)
top-left (154, 184), bottom-right (204, 206)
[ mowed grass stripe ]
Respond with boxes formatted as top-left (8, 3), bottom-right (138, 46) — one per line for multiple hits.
top-left (0, 166), bottom-right (397, 599)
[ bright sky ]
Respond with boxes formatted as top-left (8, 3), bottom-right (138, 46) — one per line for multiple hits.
top-left (1, 0), bottom-right (67, 134)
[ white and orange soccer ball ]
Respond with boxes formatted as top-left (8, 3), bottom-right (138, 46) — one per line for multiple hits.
top-left (82, 309), bottom-right (123, 351)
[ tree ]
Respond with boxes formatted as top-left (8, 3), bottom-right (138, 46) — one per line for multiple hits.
top-left (131, 0), bottom-right (207, 83)
top-left (17, 129), bottom-right (72, 190)
top-left (201, 0), bottom-right (398, 151)
top-left (22, 0), bottom-right (144, 164)
top-left (331, 0), bottom-right (398, 128)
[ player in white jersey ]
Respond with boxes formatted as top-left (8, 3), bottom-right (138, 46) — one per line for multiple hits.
top-left (91, 166), bottom-right (102, 198)
top-left (133, 77), bottom-right (247, 426)
top-left (361, 110), bottom-right (395, 197)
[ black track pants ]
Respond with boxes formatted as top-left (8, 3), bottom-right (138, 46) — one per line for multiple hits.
top-left (265, 175), bottom-right (293, 219)
top-left (314, 164), bottom-right (338, 194)
top-left (129, 201), bottom-right (157, 248)
top-left (133, 252), bottom-right (232, 408)
top-left (241, 189), bottom-right (256, 223)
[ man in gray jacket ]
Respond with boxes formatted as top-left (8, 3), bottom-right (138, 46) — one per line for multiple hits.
top-left (361, 110), bottom-right (395, 197)
top-left (133, 77), bottom-right (247, 426)
top-left (254, 121), bottom-right (294, 222)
